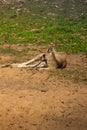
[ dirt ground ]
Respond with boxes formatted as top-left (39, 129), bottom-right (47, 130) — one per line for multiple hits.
top-left (0, 44), bottom-right (87, 130)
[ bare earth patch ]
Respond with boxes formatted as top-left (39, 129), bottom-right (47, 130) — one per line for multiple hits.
top-left (0, 44), bottom-right (87, 130)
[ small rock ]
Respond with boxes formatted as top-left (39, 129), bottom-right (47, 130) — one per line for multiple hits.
top-left (41, 89), bottom-right (47, 92)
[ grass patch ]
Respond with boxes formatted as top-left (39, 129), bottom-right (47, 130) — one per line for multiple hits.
top-left (0, 1), bottom-right (87, 53)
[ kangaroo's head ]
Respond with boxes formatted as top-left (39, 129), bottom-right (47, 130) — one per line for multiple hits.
top-left (47, 43), bottom-right (55, 53)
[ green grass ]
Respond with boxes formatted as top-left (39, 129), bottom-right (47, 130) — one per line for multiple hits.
top-left (0, 1), bottom-right (87, 53)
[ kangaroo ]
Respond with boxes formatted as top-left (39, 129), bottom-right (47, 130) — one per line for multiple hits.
top-left (1, 44), bottom-right (67, 69)
top-left (47, 44), bottom-right (67, 69)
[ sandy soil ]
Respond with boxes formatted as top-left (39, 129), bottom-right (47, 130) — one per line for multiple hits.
top-left (0, 44), bottom-right (87, 130)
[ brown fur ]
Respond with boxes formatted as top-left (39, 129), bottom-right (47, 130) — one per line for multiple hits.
top-left (47, 44), bottom-right (67, 69)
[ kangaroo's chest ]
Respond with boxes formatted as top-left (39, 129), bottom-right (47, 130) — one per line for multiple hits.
top-left (47, 53), bottom-right (57, 69)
